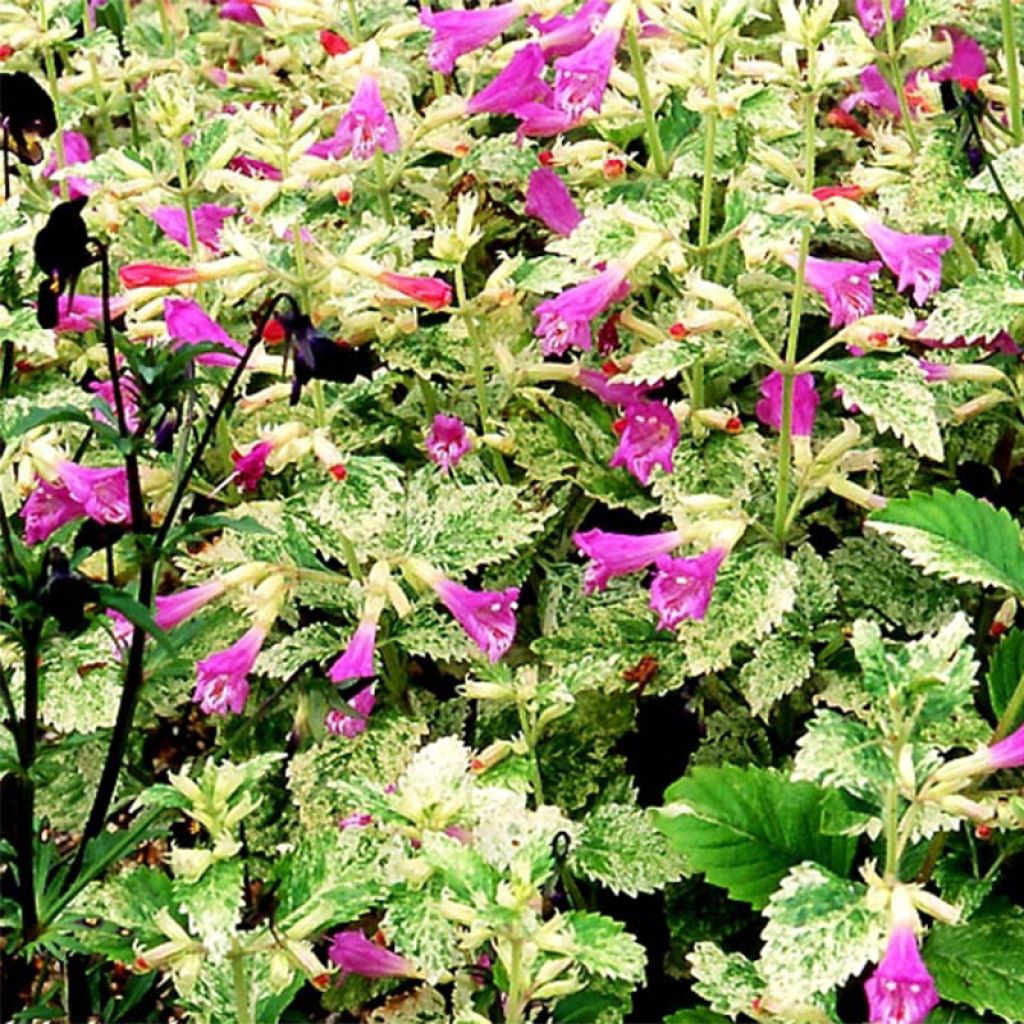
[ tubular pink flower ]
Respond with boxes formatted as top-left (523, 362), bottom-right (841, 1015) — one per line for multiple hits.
top-left (42, 130), bottom-right (94, 199)
top-left (534, 263), bottom-right (630, 356)
top-left (193, 625), bottom-right (265, 715)
top-left (328, 619), bottom-right (378, 684)
top-left (514, 101), bottom-right (578, 140)
top-left (377, 271), bottom-right (453, 310)
top-left (609, 400), bottom-right (679, 485)
top-left (553, 28), bottom-right (619, 118)
top-left (648, 548), bottom-right (726, 630)
top-left (57, 462), bottom-right (132, 526)
top-left (530, 0), bottom-right (610, 58)
top-left (855, 0), bottom-right (905, 38)
top-left (89, 376), bottom-right (141, 434)
top-left (433, 579), bottom-right (519, 663)
top-left (231, 442), bottom-right (274, 492)
top-left (466, 43), bottom-right (552, 115)
top-left (864, 926), bottom-right (939, 1024)
top-left (21, 479), bottom-right (87, 544)
top-left (155, 580), bottom-right (227, 630)
top-left (420, 2), bottom-right (524, 74)
top-left (525, 167), bottom-right (582, 236)
top-left (328, 931), bottom-right (412, 979)
top-left (55, 293), bottom-right (132, 333)
top-left (219, 0), bottom-right (264, 25)
top-left (151, 204), bottom-right (237, 255)
top-left (573, 527), bottom-right (682, 594)
top-left (425, 414), bottom-right (471, 473)
top-left (755, 371), bottom-right (819, 437)
top-left (798, 256), bottom-right (883, 327)
top-left (120, 263), bottom-right (201, 289)
top-left (308, 78), bottom-right (399, 161)
top-left (864, 222), bottom-right (953, 305)
top-left (985, 723), bottom-right (1024, 770)
top-left (338, 811), bottom-right (374, 829)
top-left (325, 684), bottom-right (377, 738)
top-left (575, 367), bottom-right (651, 407)
top-left (917, 359), bottom-right (953, 384)
top-left (929, 28), bottom-right (987, 87)
top-left (228, 154), bottom-right (282, 180)
top-left (841, 66), bottom-right (902, 118)
top-left (164, 297), bottom-right (245, 366)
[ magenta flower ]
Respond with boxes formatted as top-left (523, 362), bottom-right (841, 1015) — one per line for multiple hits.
top-left (328, 931), bottom-right (412, 979)
top-left (328, 619), bottom-right (378, 684)
top-left (798, 256), bottom-right (883, 327)
top-left (57, 462), bottom-right (132, 526)
top-left (985, 722), bottom-right (1024, 770)
top-left (433, 578), bottom-right (519, 663)
top-left (151, 204), bottom-right (237, 255)
top-left (466, 43), bottom-right (552, 115)
top-left (377, 271), bottom-right (452, 310)
top-left (218, 0), bottom-right (264, 25)
top-left (553, 28), bottom-right (620, 118)
top-left (308, 77), bottom-right (399, 161)
top-left (231, 442), bottom-right (273, 492)
top-left (864, 926), bottom-right (939, 1024)
top-left (514, 101), bottom-right (579, 140)
top-left (755, 371), bottom-right (819, 437)
top-left (155, 581), bottom-right (226, 630)
top-left (228, 154), bottom-right (282, 180)
top-left (42, 130), bottom-right (94, 200)
top-left (608, 400), bottom-right (679, 485)
top-left (917, 359), bottom-right (953, 384)
top-left (54, 293), bottom-right (131, 333)
top-left (420, 2), bottom-right (524, 74)
top-left (573, 527), bottom-right (682, 594)
top-left (534, 263), bottom-right (630, 356)
top-left (929, 28), bottom-right (987, 87)
top-left (855, 0), bottom-right (905, 38)
top-left (165, 297), bottom-right (245, 366)
top-left (89, 376), bottom-right (141, 434)
top-left (338, 811), bottom-right (374, 829)
top-left (193, 626), bottom-right (265, 715)
top-left (864, 221), bottom-right (953, 304)
top-left (425, 413), bottom-right (471, 472)
top-left (21, 479), bottom-right (86, 545)
top-left (841, 66), bottom-right (902, 118)
top-left (530, 0), bottom-right (610, 58)
top-left (648, 548), bottom-right (726, 631)
top-left (325, 684), bottom-right (377, 738)
top-left (525, 168), bottom-right (582, 236)
top-left (575, 367), bottom-right (651, 407)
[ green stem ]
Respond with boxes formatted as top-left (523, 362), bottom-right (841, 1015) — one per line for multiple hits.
top-left (81, 13), bottom-right (116, 148)
top-left (417, 376), bottom-right (439, 417)
top-left (380, 642), bottom-right (407, 706)
top-left (517, 702), bottom-right (544, 808)
top-left (881, 0), bottom-right (919, 152)
top-left (373, 147), bottom-right (394, 225)
top-left (175, 139), bottom-right (199, 257)
top-left (231, 951), bottom-right (253, 1024)
top-left (504, 939), bottom-right (526, 1024)
top-left (38, 1), bottom-right (68, 201)
top-left (993, 669), bottom-right (1024, 742)
top-left (1001, 0), bottom-right (1023, 146)
top-left (157, 0), bottom-right (173, 55)
top-left (696, 43), bottom-right (718, 272)
top-left (883, 781), bottom-right (901, 879)
top-left (626, 24), bottom-right (668, 178)
top-left (346, 0), bottom-right (362, 43)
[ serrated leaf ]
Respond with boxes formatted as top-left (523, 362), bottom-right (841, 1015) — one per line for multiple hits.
top-left (563, 912), bottom-right (647, 985)
top-left (738, 633), bottom-right (813, 719)
top-left (654, 765), bottom-right (856, 909)
top-left (613, 336), bottom-right (728, 385)
top-left (256, 623), bottom-right (343, 681)
top-left (868, 489), bottom-right (1024, 594)
top-left (986, 628), bottom-right (1024, 733)
top-left (792, 710), bottom-right (891, 807)
top-left (924, 270), bottom-right (1024, 343)
top-left (174, 859), bottom-right (243, 964)
top-left (687, 943), bottom-right (763, 1018)
top-left (382, 883), bottom-right (463, 984)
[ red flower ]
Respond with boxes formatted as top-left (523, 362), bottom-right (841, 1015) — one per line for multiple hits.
top-left (120, 263), bottom-right (201, 288)
top-left (319, 29), bottom-right (351, 55)
top-left (377, 271), bottom-right (453, 310)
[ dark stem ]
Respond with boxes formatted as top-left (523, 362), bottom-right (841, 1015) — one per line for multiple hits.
top-left (2, 122), bottom-right (9, 201)
top-left (963, 101), bottom-right (1024, 242)
top-left (1, 341), bottom-right (14, 398)
top-left (16, 622), bottom-right (42, 943)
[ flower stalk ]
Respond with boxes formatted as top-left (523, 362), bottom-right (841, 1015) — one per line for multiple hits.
top-left (881, 0), bottom-right (918, 151)
top-left (625, 23), bottom-right (668, 178)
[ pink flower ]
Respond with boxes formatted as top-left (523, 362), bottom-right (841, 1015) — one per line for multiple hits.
top-left (120, 263), bottom-right (202, 289)
top-left (377, 271), bottom-right (452, 310)
top-left (841, 66), bottom-right (902, 118)
top-left (514, 101), bottom-right (578, 140)
top-left (755, 371), bottom-right (819, 437)
top-left (917, 359), bottom-right (953, 384)
top-left (575, 367), bottom-right (651, 407)
top-left (425, 414), bottom-right (471, 473)
top-left (308, 77), bottom-right (399, 161)
top-left (42, 130), bottom-right (94, 199)
top-left (553, 28), bottom-right (619, 118)
top-left (864, 221), bottom-right (953, 304)
top-left (648, 548), bottom-right (726, 630)
top-left (89, 376), bottom-right (141, 434)
top-left (54, 293), bottom-right (131, 333)
top-left (165, 297), bottom-right (245, 366)
top-left (56, 462), bottom-right (132, 526)
top-left (193, 625), bottom-right (265, 715)
top-left (228, 154), bottom-right (282, 180)
top-left (155, 581), bottom-right (226, 630)
top-left (420, 2), bottom-right (524, 74)
top-left (530, 0), bottom-right (610, 58)
top-left (466, 43), bottom-right (552, 115)
top-left (525, 168), bottom-right (582, 236)
top-left (433, 578), bottom-right (519, 663)
top-left (325, 684), bottom-right (376, 738)
top-left (798, 256), bottom-right (883, 327)
top-left (864, 926), bottom-right (939, 1024)
top-left (20, 479), bottom-right (86, 544)
top-left (328, 619), bottom-right (378, 684)
top-left (573, 527), bottom-right (682, 594)
top-left (150, 204), bottom-right (236, 255)
top-left (219, 0), bottom-right (264, 25)
top-left (534, 263), bottom-right (630, 356)
top-left (338, 811), bottom-right (374, 829)
top-left (929, 28), bottom-right (987, 88)
top-left (855, 0), bottom-right (905, 38)
top-left (231, 442), bottom-right (273, 492)
top-left (608, 400), bottom-right (679, 485)
top-left (985, 722), bottom-right (1024, 770)
top-left (328, 931), bottom-right (412, 979)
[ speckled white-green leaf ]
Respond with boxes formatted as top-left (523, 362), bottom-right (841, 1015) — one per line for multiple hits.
top-left (739, 633), bottom-right (814, 719)
top-left (615, 337), bottom-right (729, 385)
top-left (792, 710), bottom-right (890, 807)
top-left (924, 271), bottom-right (1024, 344)
top-left (687, 943), bottom-right (763, 1017)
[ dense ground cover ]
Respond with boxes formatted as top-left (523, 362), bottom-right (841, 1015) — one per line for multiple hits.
top-left (1, 0), bottom-right (1024, 1021)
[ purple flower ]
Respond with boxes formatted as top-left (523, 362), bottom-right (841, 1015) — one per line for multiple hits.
top-left (228, 154), bottom-right (282, 180)
top-left (307, 77), bottom-right (399, 161)
top-left (219, 0), bottom-right (264, 25)
top-left (325, 684), bottom-right (376, 738)
top-left (54, 293), bottom-right (131, 333)
top-left (553, 28), bottom-right (619, 118)
top-left (608, 400), bottom-right (679, 485)
top-left (575, 367), bottom-right (651, 407)
top-left (231, 442), bottom-right (274, 492)
top-left (89, 376), bottom-right (141, 434)
top-left (755, 371), bottom-right (819, 437)
top-left (841, 66), bottom-right (902, 118)
top-left (155, 581), bottom-right (226, 630)
top-left (864, 221), bottom-right (953, 304)
top-left (425, 414), bottom-right (471, 473)
top-left (420, 2), bottom-right (524, 74)
top-left (20, 479), bottom-right (86, 544)
top-left (986, 722), bottom-right (1024, 770)
top-left (855, 0), bottom-right (905, 38)
top-left (466, 43), bottom-right (552, 115)
top-left (57, 461), bottom-right (132, 526)
top-left (573, 527), bottom-right (682, 594)
top-left (328, 619), bottom-right (378, 684)
top-left (327, 931), bottom-right (412, 979)
top-left (193, 625), bottom-right (265, 715)
top-left (929, 28), bottom-right (987, 87)
top-left (917, 359), bottom-right (953, 384)
top-left (338, 811), bottom-right (374, 829)
top-left (534, 263), bottom-right (630, 356)
top-left (42, 131), bottom-right (94, 200)
top-left (514, 101), bottom-right (578, 140)
top-left (864, 926), bottom-right (939, 1024)
top-left (433, 578), bottom-right (519, 663)
top-left (799, 256), bottom-right (883, 327)
top-left (165, 297), bottom-right (245, 366)
top-left (525, 168), bottom-right (582, 236)
top-left (530, 0), bottom-right (610, 58)
top-left (151, 204), bottom-right (236, 255)
top-left (648, 548), bottom-right (726, 630)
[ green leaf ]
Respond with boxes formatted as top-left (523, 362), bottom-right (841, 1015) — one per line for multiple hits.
top-left (382, 883), bottom-right (463, 984)
top-left (925, 910), bottom-right (1024, 1022)
top-left (613, 336), bottom-right (728, 385)
top-left (654, 765), bottom-right (856, 909)
top-left (792, 710), bottom-right (891, 806)
top-left (924, 269), bottom-right (1024, 343)
top-left (738, 633), bottom-right (813, 719)
top-left (986, 628), bottom-right (1024, 733)
top-left (868, 489), bottom-right (1024, 595)
top-left (686, 943), bottom-right (763, 1018)
top-left (174, 860), bottom-right (243, 963)
top-left (563, 912), bottom-right (647, 985)
top-left (8, 404), bottom-right (92, 436)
